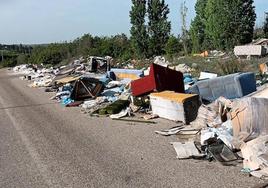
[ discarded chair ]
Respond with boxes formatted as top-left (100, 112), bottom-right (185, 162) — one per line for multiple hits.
top-left (70, 77), bottom-right (104, 101)
top-left (131, 63), bottom-right (185, 97)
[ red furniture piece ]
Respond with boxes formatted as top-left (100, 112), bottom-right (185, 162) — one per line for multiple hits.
top-left (131, 63), bottom-right (185, 97)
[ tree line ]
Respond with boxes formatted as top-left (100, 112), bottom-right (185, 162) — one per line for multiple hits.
top-left (130, 0), bottom-right (257, 55)
top-left (190, 0), bottom-right (256, 53)
top-left (1, 0), bottom-right (268, 68)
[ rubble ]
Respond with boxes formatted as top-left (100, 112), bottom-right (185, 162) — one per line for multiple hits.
top-left (11, 54), bottom-right (268, 180)
top-left (241, 135), bottom-right (268, 178)
top-left (153, 56), bottom-right (170, 67)
top-left (171, 141), bottom-right (203, 159)
top-left (169, 64), bottom-right (194, 73)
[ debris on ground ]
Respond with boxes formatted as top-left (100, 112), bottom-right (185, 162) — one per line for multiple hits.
top-left (11, 54), bottom-right (268, 180)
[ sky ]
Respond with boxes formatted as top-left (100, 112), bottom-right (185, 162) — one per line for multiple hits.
top-left (0, 0), bottom-right (267, 44)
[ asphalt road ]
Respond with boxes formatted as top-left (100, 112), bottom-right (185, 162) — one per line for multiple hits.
top-left (0, 69), bottom-right (264, 188)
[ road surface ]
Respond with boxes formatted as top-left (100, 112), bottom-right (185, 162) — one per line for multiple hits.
top-left (0, 69), bottom-right (263, 188)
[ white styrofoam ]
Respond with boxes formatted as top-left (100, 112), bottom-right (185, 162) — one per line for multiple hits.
top-left (150, 96), bottom-right (185, 122)
top-left (234, 45), bottom-right (266, 56)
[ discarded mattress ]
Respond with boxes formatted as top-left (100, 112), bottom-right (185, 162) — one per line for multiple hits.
top-left (110, 69), bottom-right (144, 80)
top-left (150, 91), bottom-right (200, 124)
top-left (189, 72), bottom-right (256, 102)
top-left (131, 63), bottom-right (185, 97)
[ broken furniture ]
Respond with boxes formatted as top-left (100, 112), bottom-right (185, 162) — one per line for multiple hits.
top-left (150, 91), bottom-right (201, 124)
top-left (86, 56), bottom-right (111, 73)
top-left (207, 140), bottom-right (239, 166)
top-left (188, 72), bottom-right (256, 102)
top-left (70, 77), bottom-right (104, 101)
top-left (54, 76), bottom-right (81, 85)
top-left (131, 63), bottom-right (185, 97)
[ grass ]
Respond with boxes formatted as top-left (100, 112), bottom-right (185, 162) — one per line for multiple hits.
top-left (169, 55), bottom-right (264, 77)
top-left (118, 55), bottom-right (265, 79)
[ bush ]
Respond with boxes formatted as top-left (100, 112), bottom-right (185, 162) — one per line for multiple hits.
top-left (217, 58), bottom-right (243, 75)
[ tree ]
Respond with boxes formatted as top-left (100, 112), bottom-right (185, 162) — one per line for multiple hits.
top-left (147, 0), bottom-right (171, 56)
top-left (180, 0), bottom-right (189, 55)
top-left (189, 0), bottom-right (207, 53)
top-left (204, 0), bottom-right (256, 50)
top-left (205, 0), bottom-right (227, 49)
top-left (165, 35), bottom-right (181, 57)
top-left (76, 34), bottom-right (94, 56)
top-left (130, 0), bottom-right (148, 58)
top-left (237, 0), bottom-right (256, 45)
top-left (264, 13), bottom-right (268, 38)
top-left (16, 54), bottom-right (29, 65)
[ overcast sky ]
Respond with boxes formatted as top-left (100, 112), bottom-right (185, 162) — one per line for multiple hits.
top-left (0, 0), bottom-right (267, 44)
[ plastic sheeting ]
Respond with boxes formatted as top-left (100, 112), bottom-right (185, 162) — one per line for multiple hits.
top-left (241, 135), bottom-right (268, 178)
top-left (231, 97), bottom-right (268, 145)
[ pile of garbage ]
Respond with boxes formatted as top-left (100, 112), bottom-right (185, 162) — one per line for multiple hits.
top-left (12, 56), bottom-right (268, 179)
